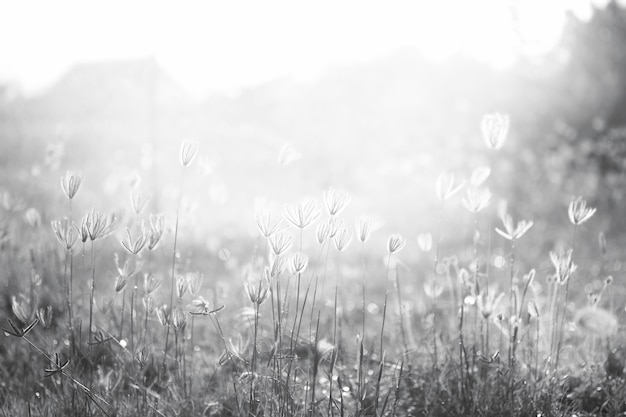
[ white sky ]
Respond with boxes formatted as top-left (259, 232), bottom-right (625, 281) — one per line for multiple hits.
top-left (0, 0), bottom-right (600, 96)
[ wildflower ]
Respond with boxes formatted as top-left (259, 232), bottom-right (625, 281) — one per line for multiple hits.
top-left (114, 275), bottom-right (128, 292)
top-left (24, 208), bottom-right (41, 228)
top-left (144, 273), bottom-right (161, 295)
top-left (114, 253), bottom-right (137, 281)
top-left (387, 234), bottom-right (406, 254)
top-left (284, 199), bottom-right (320, 229)
top-left (269, 232), bottom-right (292, 256)
top-left (328, 217), bottom-right (344, 238)
top-left (142, 296), bottom-right (155, 314)
top-left (121, 225), bottom-right (148, 255)
top-left (417, 233), bottom-right (433, 252)
top-left (61, 170), bottom-right (82, 200)
top-left (171, 307), bottom-right (187, 331)
top-left (435, 172), bottom-right (464, 201)
top-left (288, 252), bottom-right (309, 275)
top-left (549, 249), bottom-right (577, 285)
top-left (148, 213), bottom-right (165, 250)
top-left (333, 226), bottom-right (352, 252)
top-left (245, 268), bottom-right (271, 305)
top-left (278, 142), bottom-right (301, 166)
top-left (190, 296), bottom-right (211, 315)
top-left (355, 216), bottom-right (373, 243)
top-left (324, 187), bottom-right (350, 216)
top-left (81, 209), bottom-right (118, 241)
top-left (256, 210), bottom-right (287, 238)
top-left (11, 295), bottom-right (31, 324)
top-left (36, 306), bottom-right (53, 329)
top-left (575, 306), bottom-right (618, 338)
top-left (477, 288), bottom-right (505, 319)
top-left (130, 189), bottom-right (150, 215)
top-left (495, 211), bottom-right (533, 241)
top-left (180, 141), bottom-right (199, 167)
top-left (527, 300), bottom-right (539, 318)
top-left (51, 218), bottom-right (77, 250)
top-left (568, 196), bottom-right (596, 226)
top-left (462, 187), bottom-right (491, 213)
top-left (175, 275), bottom-right (190, 298)
top-left (316, 219), bottom-right (331, 244)
top-left (156, 305), bottom-right (170, 326)
top-left (424, 280), bottom-right (444, 299)
top-left (268, 253), bottom-right (286, 277)
top-left (469, 166), bottom-right (491, 187)
top-left (481, 113), bottom-right (510, 150)
top-left (186, 272), bottom-right (203, 295)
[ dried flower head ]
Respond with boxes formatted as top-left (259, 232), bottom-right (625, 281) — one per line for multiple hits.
top-left (462, 187), bottom-right (492, 213)
top-left (24, 208), bottom-right (41, 228)
top-left (61, 170), bottom-right (82, 200)
top-left (324, 187), bottom-right (351, 216)
top-left (269, 253), bottom-right (286, 277)
top-left (11, 295), bottom-right (31, 324)
top-left (180, 141), bottom-right (199, 167)
top-left (186, 272), bottom-right (203, 295)
top-left (142, 296), bottom-right (155, 314)
top-left (333, 226), bottom-right (352, 252)
top-left (51, 218), bottom-right (78, 250)
top-left (575, 306), bottom-right (618, 338)
top-left (256, 210), bottom-right (287, 238)
top-left (469, 166), bottom-right (491, 187)
top-left (417, 233), bottom-right (433, 252)
top-left (148, 213), bottom-right (165, 250)
top-left (387, 233), bottom-right (406, 254)
top-left (568, 196), bottom-right (596, 226)
top-left (130, 189), bottom-right (150, 215)
top-left (121, 225), bottom-right (148, 255)
top-left (36, 306), bottom-right (53, 329)
top-left (495, 211), bottom-right (533, 241)
top-left (175, 275), bottom-right (190, 298)
top-left (284, 199), bottom-right (320, 229)
top-left (82, 209), bottom-right (118, 241)
top-left (477, 288), bottom-right (505, 319)
top-left (144, 273), bottom-right (162, 295)
top-left (549, 249), bottom-right (577, 285)
top-left (481, 113), bottom-right (510, 150)
top-left (114, 275), bottom-right (128, 292)
top-left (269, 232), bottom-right (293, 256)
top-left (288, 252), bottom-right (309, 275)
top-left (245, 269), bottom-right (271, 305)
top-left (171, 307), bottom-right (187, 331)
top-left (316, 219), bottom-right (331, 244)
top-left (355, 216), bottom-right (373, 243)
top-left (435, 172), bottom-right (464, 201)
top-left (156, 305), bottom-right (171, 326)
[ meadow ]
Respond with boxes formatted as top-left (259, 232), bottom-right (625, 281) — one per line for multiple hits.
top-left (1, 113), bottom-right (624, 417)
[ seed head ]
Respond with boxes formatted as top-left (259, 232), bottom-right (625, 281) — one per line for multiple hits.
top-left (333, 226), bottom-right (352, 252)
top-left (417, 233), bottom-right (433, 252)
top-left (568, 196), bottom-right (596, 226)
top-left (180, 141), bottom-right (199, 167)
top-left (462, 187), bottom-right (492, 213)
top-left (469, 166), bottom-right (491, 187)
top-left (24, 208), bottom-right (41, 228)
top-left (11, 295), bottom-right (31, 324)
top-left (436, 172), bottom-right (464, 201)
top-left (477, 288), bottom-right (504, 319)
top-left (175, 275), bottom-right (190, 298)
top-left (121, 225), bottom-right (148, 255)
top-left (481, 113), bottom-right (510, 150)
top-left (268, 253), bottom-right (286, 277)
top-left (316, 219), bottom-right (331, 244)
top-left (61, 170), bottom-right (82, 200)
top-left (156, 305), bottom-right (171, 326)
top-left (324, 187), bottom-right (350, 216)
top-left (82, 209), bottom-right (118, 241)
top-left (284, 199), bottom-right (320, 229)
top-left (142, 296), bottom-right (156, 314)
top-left (549, 249), bottom-right (577, 285)
top-left (245, 269), bottom-right (271, 305)
top-left (495, 211), bottom-right (533, 241)
top-left (387, 233), bottom-right (406, 254)
top-left (355, 216), bottom-right (373, 243)
top-left (256, 210), bottom-right (287, 238)
top-left (575, 306), bottom-right (618, 338)
top-left (269, 232), bottom-right (293, 256)
top-left (148, 213), bottom-right (165, 250)
top-left (288, 252), bottom-right (309, 275)
top-left (144, 273), bottom-right (162, 295)
top-left (36, 306), bottom-right (53, 329)
top-left (51, 218), bottom-right (78, 250)
top-left (171, 307), bottom-right (187, 331)
top-left (130, 189), bottom-right (150, 215)
top-left (186, 272), bottom-right (203, 295)
top-left (114, 275), bottom-right (128, 292)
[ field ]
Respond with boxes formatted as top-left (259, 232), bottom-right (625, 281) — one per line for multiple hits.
top-left (1, 111), bottom-right (624, 417)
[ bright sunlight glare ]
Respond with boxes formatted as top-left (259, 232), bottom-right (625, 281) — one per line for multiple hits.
top-left (0, 0), bottom-right (599, 96)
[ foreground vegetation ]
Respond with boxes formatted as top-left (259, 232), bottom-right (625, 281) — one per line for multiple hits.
top-left (1, 114), bottom-right (625, 417)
